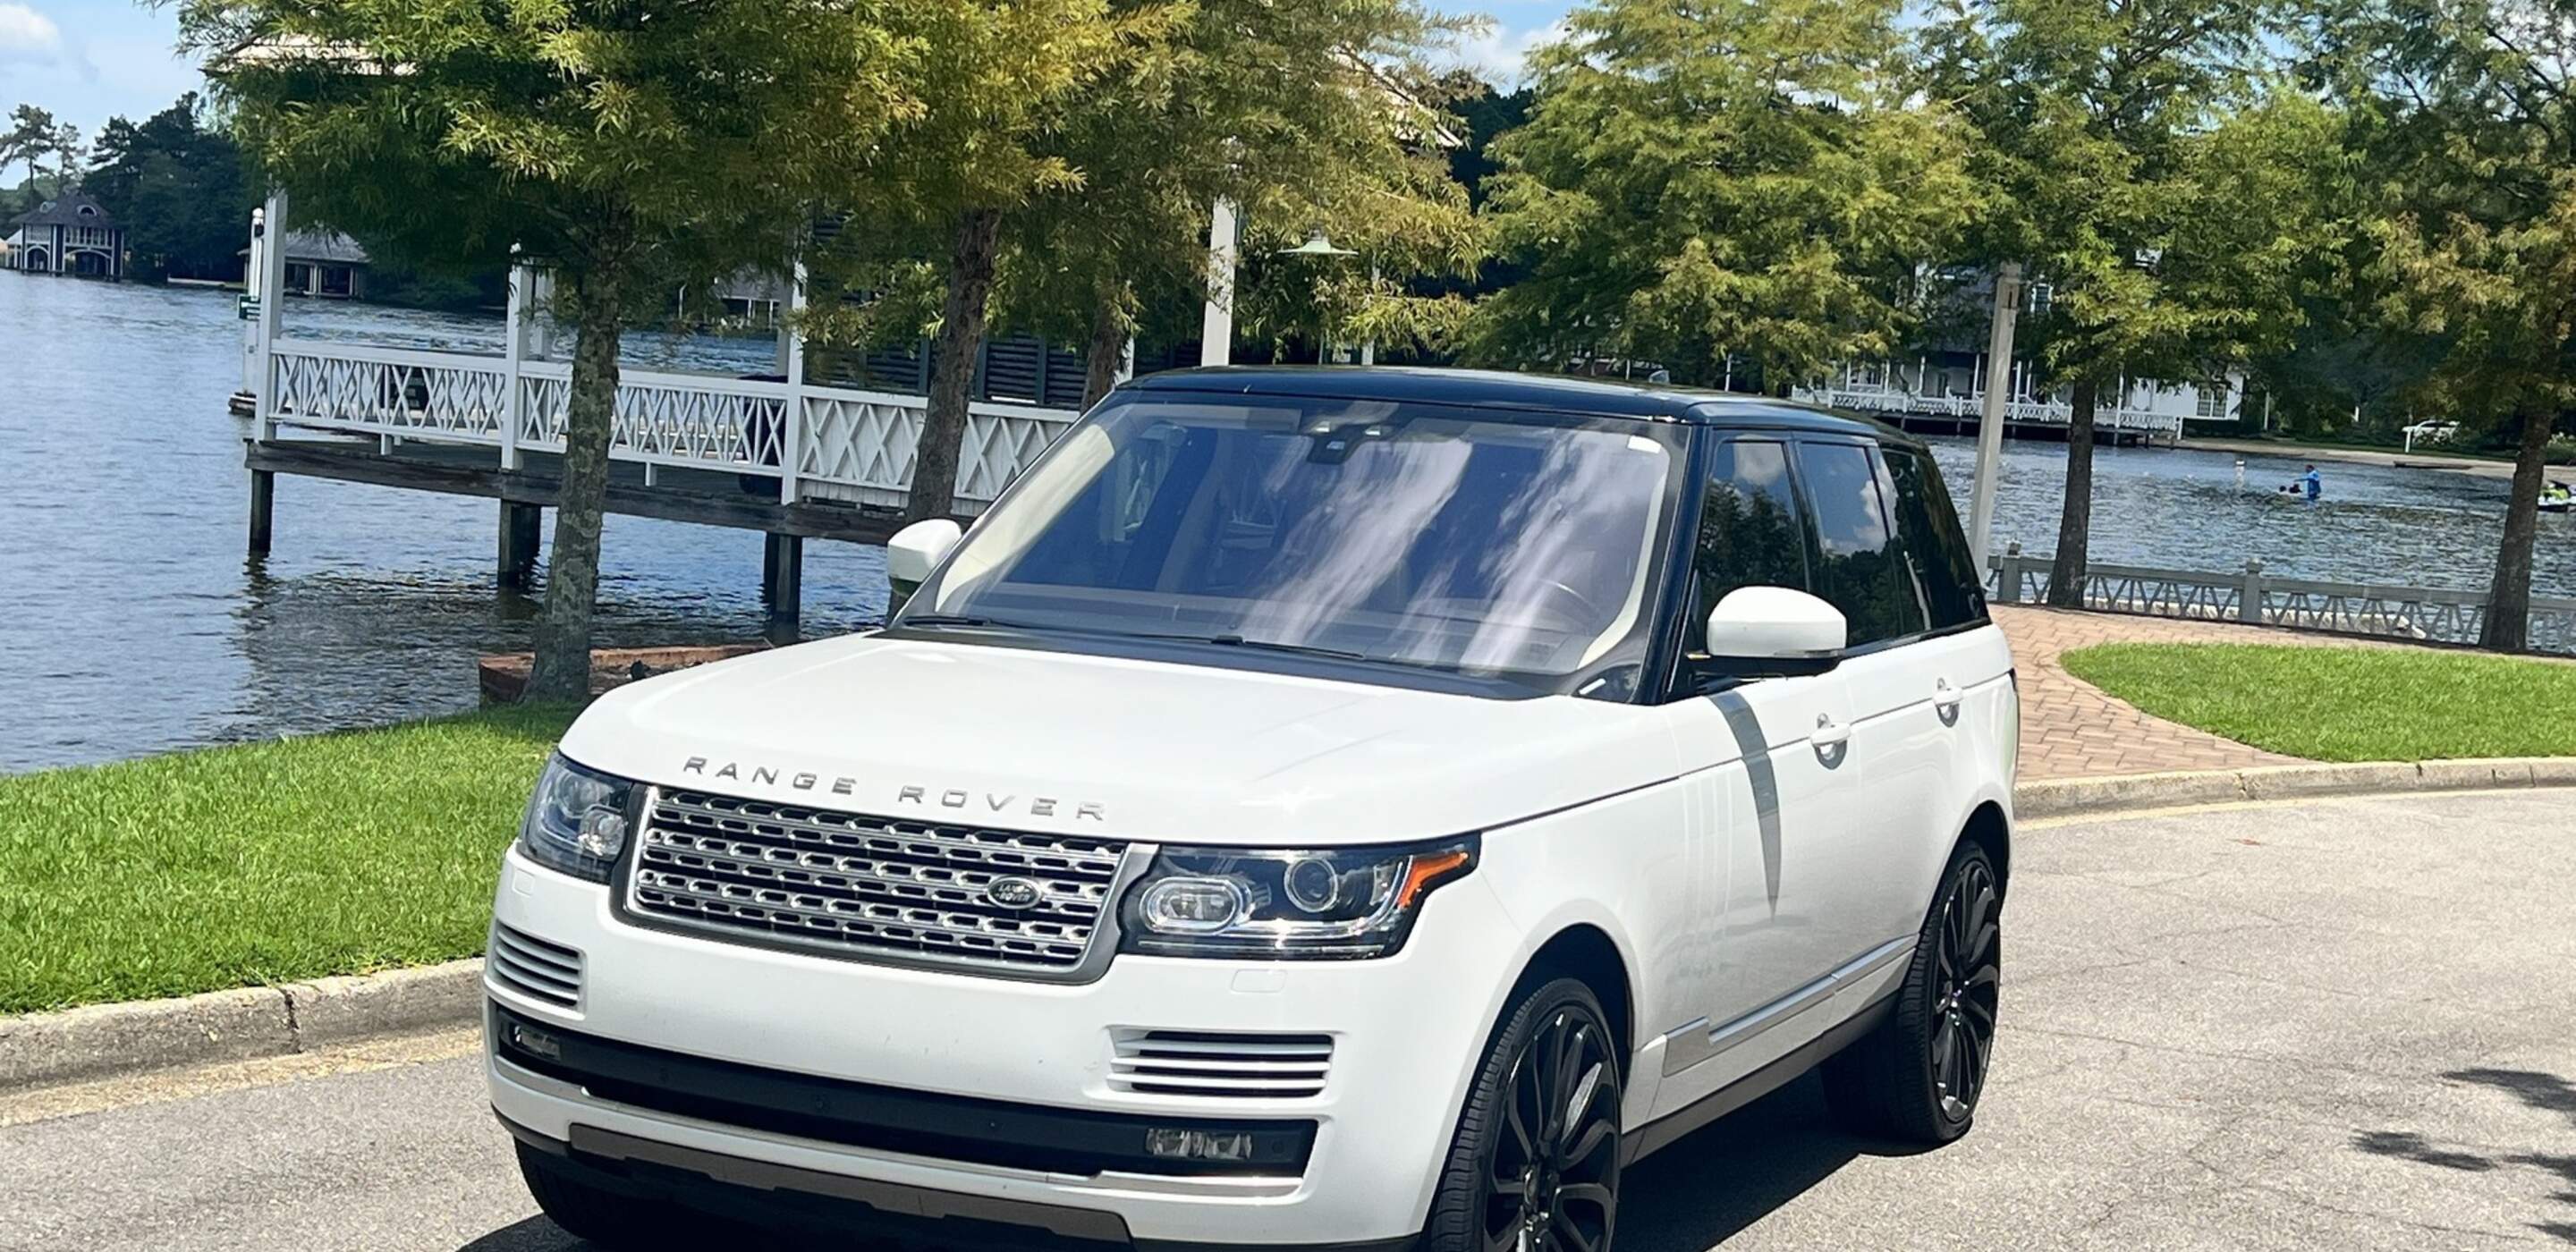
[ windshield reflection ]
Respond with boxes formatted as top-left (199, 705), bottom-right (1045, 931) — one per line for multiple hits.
top-left (905, 395), bottom-right (1682, 694)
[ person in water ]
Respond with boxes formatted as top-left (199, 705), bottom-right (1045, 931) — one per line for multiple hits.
top-left (2302, 464), bottom-right (2322, 500)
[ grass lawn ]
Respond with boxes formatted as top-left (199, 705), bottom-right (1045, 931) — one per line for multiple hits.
top-left (2061, 642), bottom-right (2576, 763)
top-left (0, 705), bottom-right (577, 1016)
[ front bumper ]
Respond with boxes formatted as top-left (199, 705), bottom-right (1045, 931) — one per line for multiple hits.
top-left (485, 845), bottom-right (1521, 1247)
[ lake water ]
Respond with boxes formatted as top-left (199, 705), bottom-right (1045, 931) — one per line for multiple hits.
top-left (3, 274), bottom-right (2569, 774)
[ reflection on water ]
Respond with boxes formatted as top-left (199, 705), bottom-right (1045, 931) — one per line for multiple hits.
top-left (1921, 437), bottom-right (2576, 594)
top-left (0, 275), bottom-right (879, 774)
top-left (3, 274), bottom-right (2570, 773)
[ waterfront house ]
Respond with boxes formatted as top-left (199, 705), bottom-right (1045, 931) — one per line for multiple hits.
top-left (267, 229), bottom-right (372, 299)
top-left (4, 191), bottom-right (126, 278)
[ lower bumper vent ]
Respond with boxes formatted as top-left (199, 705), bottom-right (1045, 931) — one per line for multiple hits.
top-left (1110, 1029), bottom-right (1334, 1099)
top-left (487, 922), bottom-right (583, 1010)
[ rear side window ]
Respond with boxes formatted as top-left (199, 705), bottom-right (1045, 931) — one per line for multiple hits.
top-left (1690, 439), bottom-right (1810, 633)
top-left (1881, 446), bottom-right (1988, 630)
top-left (1794, 441), bottom-right (1928, 647)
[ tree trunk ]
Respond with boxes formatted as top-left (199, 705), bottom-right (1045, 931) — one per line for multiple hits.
top-left (2479, 407), bottom-right (2556, 651)
top-left (1082, 287), bottom-right (1129, 409)
top-left (909, 208), bottom-right (1003, 523)
top-left (522, 258), bottom-right (628, 703)
top-left (2045, 374), bottom-right (2104, 610)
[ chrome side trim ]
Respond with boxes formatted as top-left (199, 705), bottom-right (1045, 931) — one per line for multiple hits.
top-left (1659, 935), bottom-right (1916, 1077)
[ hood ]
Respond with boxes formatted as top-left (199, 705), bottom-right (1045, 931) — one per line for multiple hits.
top-left (559, 634), bottom-right (1683, 847)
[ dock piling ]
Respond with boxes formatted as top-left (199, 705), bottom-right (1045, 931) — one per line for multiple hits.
top-left (498, 501), bottom-right (543, 589)
top-left (762, 532), bottom-right (803, 629)
top-left (248, 469), bottom-right (275, 555)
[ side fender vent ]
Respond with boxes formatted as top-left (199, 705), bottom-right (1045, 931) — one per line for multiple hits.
top-left (487, 922), bottom-right (583, 1011)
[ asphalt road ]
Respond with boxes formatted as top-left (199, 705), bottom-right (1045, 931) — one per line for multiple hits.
top-left (8, 790), bottom-right (2575, 1250)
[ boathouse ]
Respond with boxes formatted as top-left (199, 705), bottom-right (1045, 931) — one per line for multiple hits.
top-left (4, 191), bottom-right (126, 278)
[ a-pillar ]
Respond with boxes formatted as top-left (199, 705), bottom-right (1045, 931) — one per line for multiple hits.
top-left (249, 469), bottom-right (275, 555)
top-left (762, 532), bottom-right (803, 630)
top-left (498, 501), bottom-right (543, 589)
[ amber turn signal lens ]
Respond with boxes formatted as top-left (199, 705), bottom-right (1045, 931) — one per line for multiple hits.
top-left (1396, 849), bottom-right (1476, 909)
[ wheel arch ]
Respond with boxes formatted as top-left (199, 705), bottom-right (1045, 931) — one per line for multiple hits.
top-left (1507, 923), bottom-right (1636, 1071)
top-left (1956, 799), bottom-right (2012, 896)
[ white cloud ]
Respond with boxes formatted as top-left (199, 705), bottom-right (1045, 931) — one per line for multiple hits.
top-left (0, 2), bottom-right (62, 63)
top-left (1444, 20), bottom-right (1566, 87)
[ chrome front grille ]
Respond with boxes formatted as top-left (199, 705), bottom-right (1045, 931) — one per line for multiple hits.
top-left (625, 788), bottom-right (1131, 977)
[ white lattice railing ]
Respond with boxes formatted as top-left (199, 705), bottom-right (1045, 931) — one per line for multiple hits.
top-left (261, 337), bottom-right (1080, 513)
top-left (267, 343), bottom-right (514, 445)
top-left (1791, 385), bottom-right (2188, 441)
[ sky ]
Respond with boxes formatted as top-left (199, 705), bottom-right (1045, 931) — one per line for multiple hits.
top-left (0, 0), bottom-right (1575, 144)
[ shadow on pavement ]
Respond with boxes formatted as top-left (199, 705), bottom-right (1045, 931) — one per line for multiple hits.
top-left (1616, 1070), bottom-right (1919, 1251)
top-left (2353, 1068), bottom-right (2576, 1247)
top-left (455, 1216), bottom-right (578, 1252)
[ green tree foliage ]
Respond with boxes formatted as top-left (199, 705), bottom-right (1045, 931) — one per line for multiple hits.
top-left (2312, 0), bottom-right (2576, 647)
top-left (186, 0), bottom-right (933, 699)
top-left (85, 94), bottom-right (254, 283)
top-left (1928, 0), bottom-right (2339, 601)
top-left (807, 0), bottom-right (1167, 523)
top-left (2, 105), bottom-right (80, 210)
top-left (996, 0), bottom-right (1478, 402)
top-left (1469, 0), bottom-right (1975, 388)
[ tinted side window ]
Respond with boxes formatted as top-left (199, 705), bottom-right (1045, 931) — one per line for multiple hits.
top-left (1794, 441), bottom-right (1927, 647)
top-left (1881, 446), bottom-right (1987, 629)
top-left (1689, 439), bottom-right (1809, 647)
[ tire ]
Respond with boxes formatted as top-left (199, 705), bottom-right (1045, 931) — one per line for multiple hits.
top-left (1422, 977), bottom-right (1624, 1252)
top-left (1822, 842), bottom-right (2002, 1145)
top-left (515, 1142), bottom-right (689, 1250)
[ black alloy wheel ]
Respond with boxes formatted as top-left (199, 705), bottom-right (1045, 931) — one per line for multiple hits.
top-left (1426, 977), bottom-right (1624, 1252)
top-left (1928, 853), bottom-right (2001, 1122)
top-left (1822, 842), bottom-right (2003, 1143)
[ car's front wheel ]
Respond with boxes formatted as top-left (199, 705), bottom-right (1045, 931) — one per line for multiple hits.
top-left (1424, 977), bottom-right (1623, 1252)
top-left (1823, 842), bottom-right (2002, 1143)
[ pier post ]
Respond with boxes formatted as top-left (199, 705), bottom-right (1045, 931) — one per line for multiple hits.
top-left (253, 190), bottom-right (290, 442)
top-left (763, 533), bottom-right (803, 629)
top-left (779, 261), bottom-right (808, 504)
top-left (249, 470), bottom-right (275, 555)
top-left (498, 501), bottom-right (543, 589)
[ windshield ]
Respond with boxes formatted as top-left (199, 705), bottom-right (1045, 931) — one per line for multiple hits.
top-left (900, 393), bottom-right (1686, 698)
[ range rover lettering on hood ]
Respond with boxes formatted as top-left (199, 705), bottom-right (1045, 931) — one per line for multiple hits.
top-left (679, 757), bottom-right (1106, 822)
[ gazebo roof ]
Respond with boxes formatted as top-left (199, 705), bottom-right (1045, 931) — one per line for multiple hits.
top-left (12, 191), bottom-right (119, 230)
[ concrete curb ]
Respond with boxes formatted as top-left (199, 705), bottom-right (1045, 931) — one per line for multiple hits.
top-left (11, 757), bottom-right (2576, 1094)
top-left (0, 959), bottom-right (482, 1093)
top-left (2014, 756), bottom-right (2576, 820)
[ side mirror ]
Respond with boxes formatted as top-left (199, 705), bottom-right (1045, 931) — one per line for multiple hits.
top-left (886, 518), bottom-right (963, 615)
top-left (1703, 586), bottom-right (1846, 678)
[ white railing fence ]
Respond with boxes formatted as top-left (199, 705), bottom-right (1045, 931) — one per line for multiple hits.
top-left (1989, 546), bottom-right (2576, 655)
top-left (260, 338), bottom-right (1082, 515)
top-left (1793, 385), bottom-right (2187, 443)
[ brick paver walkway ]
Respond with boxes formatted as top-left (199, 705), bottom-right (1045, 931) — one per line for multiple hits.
top-left (1993, 605), bottom-right (2378, 781)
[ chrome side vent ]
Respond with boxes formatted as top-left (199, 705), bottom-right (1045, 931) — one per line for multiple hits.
top-left (487, 922), bottom-right (583, 1010)
top-left (1110, 1029), bottom-right (1334, 1099)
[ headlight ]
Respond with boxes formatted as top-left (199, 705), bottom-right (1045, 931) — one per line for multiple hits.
top-left (517, 754), bottom-right (636, 882)
top-left (1118, 836), bottom-right (1479, 960)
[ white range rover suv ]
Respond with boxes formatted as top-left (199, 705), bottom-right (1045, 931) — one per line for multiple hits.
top-left (486, 368), bottom-right (2017, 1252)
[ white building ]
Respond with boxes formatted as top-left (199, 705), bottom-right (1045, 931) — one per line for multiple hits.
top-left (4, 191), bottom-right (126, 279)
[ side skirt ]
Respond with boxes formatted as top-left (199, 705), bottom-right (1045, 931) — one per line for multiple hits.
top-left (1619, 991), bottom-right (1895, 1165)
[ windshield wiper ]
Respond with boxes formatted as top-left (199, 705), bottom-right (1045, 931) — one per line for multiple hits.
top-left (898, 613), bottom-right (1038, 630)
top-left (1188, 633), bottom-right (1374, 662)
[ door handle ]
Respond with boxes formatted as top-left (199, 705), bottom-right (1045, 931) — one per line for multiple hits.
top-left (1811, 714), bottom-right (1852, 750)
top-left (1933, 678), bottom-right (1963, 722)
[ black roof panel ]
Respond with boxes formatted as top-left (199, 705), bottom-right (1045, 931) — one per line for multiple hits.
top-left (1124, 366), bottom-right (1912, 441)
